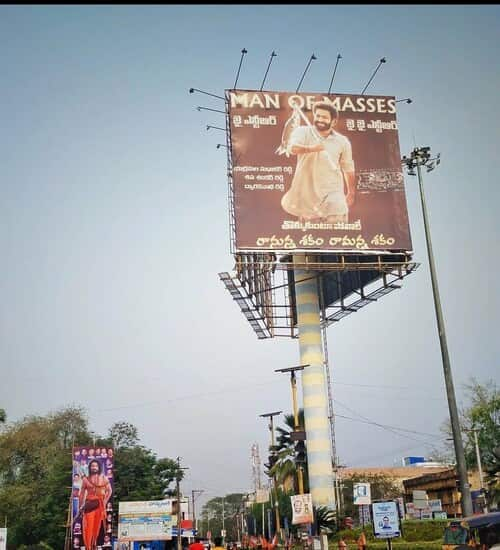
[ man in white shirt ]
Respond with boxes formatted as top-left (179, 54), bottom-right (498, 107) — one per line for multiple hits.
top-left (281, 101), bottom-right (356, 223)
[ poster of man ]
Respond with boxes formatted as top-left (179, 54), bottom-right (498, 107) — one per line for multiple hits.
top-left (371, 501), bottom-right (400, 539)
top-left (353, 483), bottom-right (371, 506)
top-left (72, 446), bottom-right (114, 550)
top-left (291, 493), bottom-right (314, 525)
top-left (228, 89), bottom-right (412, 253)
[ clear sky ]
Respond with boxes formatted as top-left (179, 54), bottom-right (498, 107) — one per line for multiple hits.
top-left (1, 5), bottom-right (499, 510)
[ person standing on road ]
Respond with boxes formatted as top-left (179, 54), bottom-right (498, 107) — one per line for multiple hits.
top-left (189, 537), bottom-right (205, 550)
top-left (213, 536), bottom-right (225, 550)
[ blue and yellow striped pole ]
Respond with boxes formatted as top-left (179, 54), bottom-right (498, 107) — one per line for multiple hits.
top-left (293, 254), bottom-right (335, 509)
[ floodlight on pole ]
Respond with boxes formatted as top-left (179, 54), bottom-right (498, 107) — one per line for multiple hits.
top-left (402, 146), bottom-right (473, 517)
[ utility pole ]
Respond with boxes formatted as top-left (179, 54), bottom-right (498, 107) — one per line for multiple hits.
top-left (176, 457), bottom-right (189, 550)
top-left (275, 364), bottom-right (310, 495)
top-left (192, 489), bottom-right (204, 534)
top-left (471, 429), bottom-right (485, 492)
top-left (260, 411), bottom-right (282, 540)
top-left (469, 428), bottom-right (487, 512)
top-left (222, 497), bottom-right (225, 545)
top-left (402, 147), bottom-right (473, 517)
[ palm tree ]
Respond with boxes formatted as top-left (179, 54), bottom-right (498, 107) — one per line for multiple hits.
top-left (268, 409), bottom-right (309, 493)
top-left (315, 506), bottom-right (337, 534)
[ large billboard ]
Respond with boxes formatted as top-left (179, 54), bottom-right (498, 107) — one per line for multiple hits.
top-left (228, 89), bottom-right (412, 253)
top-left (118, 500), bottom-right (175, 542)
top-left (71, 446), bottom-right (114, 549)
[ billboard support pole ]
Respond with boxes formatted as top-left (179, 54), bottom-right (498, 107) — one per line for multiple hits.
top-left (293, 254), bottom-right (335, 512)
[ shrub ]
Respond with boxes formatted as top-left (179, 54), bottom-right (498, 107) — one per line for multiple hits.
top-left (401, 519), bottom-right (449, 542)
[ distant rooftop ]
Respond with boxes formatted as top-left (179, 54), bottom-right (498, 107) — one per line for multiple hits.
top-left (341, 466), bottom-right (451, 480)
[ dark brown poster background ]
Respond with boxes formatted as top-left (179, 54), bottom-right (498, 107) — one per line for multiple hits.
top-left (228, 89), bottom-right (412, 252)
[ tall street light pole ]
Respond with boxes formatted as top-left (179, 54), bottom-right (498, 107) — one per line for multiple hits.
top-left (275, 364), bottom-right (310, 495)
top-left (402, 146), bottom-right (473, 517)
top-left (260, 411), bottom-right (282, 539)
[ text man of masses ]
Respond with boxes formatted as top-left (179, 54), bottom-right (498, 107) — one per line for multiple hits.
top-left (78, 459), bottom-right (112, 550)
top-left (281, 101), bottom-right (355, 223)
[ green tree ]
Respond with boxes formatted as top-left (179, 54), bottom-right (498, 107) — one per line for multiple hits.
top-left (0, 407), bottom-right (182, 547)
top-left (459, 379), bottom-right (500, 467)
top-left (103, 421), bottom-right (181, 503)
top-left (272, 409), bottom-right (309, 493)
top-left (0, 406), bottom-right (91, 547)
top-left (108, 421), bottom-right (139, 449)
top-left (315, 506), bottom-right (337, 534)
top-left (0, 409), bottom-right (6, 423)
top-left (201, 493), bottom-right (246, 540)
top-left (439, 378), bottom-right (500, 508)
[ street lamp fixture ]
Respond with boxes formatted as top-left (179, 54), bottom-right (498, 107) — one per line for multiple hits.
top-left (402, 146), bottom-right (472, 517)
top-left (275, 364), bottom-right (311, 494)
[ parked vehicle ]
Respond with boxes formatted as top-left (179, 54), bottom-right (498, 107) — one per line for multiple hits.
top-left (442, 511), bottom-right (500, 549)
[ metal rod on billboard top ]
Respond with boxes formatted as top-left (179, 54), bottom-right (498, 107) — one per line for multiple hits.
top-left (327, 53), bottom-right (342, 94)
top-left (395, 98), bottom-right (412, 104)
top-left (260, 50), bottom-right (277, 91)
top-left (197, 106), bottom-right (226, 114)
top-left (216, 144), bottom-right (228, 149)
top-left (189, 88), bottom-right (226, 101)
top-left (296, 53), bottom-right (317, 93)
top-left (234, 48), bottom-right (248, 89)
top-left (360, 57), bottom-right (387, 95)
top-left (206, 125), bottom-right (227, 132)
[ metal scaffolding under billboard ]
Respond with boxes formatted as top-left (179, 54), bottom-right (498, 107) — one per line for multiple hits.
top-left (219, 252), bottom-right (418, 339)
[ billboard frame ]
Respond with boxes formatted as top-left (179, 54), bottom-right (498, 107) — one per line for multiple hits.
top-left (225, 88), bottom-right (413, 255)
